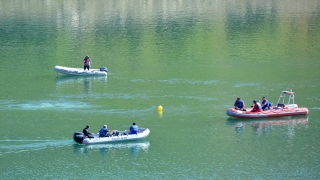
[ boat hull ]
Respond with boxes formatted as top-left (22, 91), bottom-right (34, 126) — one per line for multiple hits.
top-left (54, 66), bottom-right (107, 76)
top-left (226, 107), bottom-right (308, 118)
top-left (74, 128), bottom-right (150, 144)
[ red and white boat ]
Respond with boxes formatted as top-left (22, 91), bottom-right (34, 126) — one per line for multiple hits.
top-left (226, 91), bottom-right (309, 118)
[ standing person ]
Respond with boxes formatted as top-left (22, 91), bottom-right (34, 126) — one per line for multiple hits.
top-left (129, 122), bottom-right (140, 134)
top-left (99, 125), bottom-right (109, 137)
top-left (234, 97), bottom-right (245, 111)
top-left (261, 97), bottom-right (271, 110)
top-left (83, 125), bottom-right (93, 138)
top-left (251, 100), bottom-right (262, 112)
top-left (83, 55), bottom-right (91, 71)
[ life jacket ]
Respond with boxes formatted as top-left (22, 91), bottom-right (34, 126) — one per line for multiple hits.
top-left (99, 128), bottom-right (107, 136)
top-left (262, 100), bottom-right (270, 107)
top-left (266, 100), bottom-right (271, 107)
top-left (84, 58), bottom-right (90, 65)
top-left (130, 125), bottom-right (139, 134)
top-left (257, 102), bottom-right (262, 109)
top-left (252, 104), bottom-right (262, 112)
top-left (235, 100), bottom-right (244, 108)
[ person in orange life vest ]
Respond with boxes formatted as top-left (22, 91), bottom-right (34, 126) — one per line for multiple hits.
top-left (83, 55), bottom-right (91, 71)
top-left (251, 100), bottom-right (262, 112)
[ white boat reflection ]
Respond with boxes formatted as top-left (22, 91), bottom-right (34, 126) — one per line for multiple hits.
top-left (54, 75), bottom-right (107, 86)
top-left (73, 141), bottom-right (150, 156)
top-left (226, 116), bottom-right (308, 137)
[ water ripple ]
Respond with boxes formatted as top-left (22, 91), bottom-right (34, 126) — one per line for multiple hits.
top-left (0, 140), bottom-right (72, 155)
top-left (159, 78), bottom-right (218, 85)
top-left (0, 100), bottom-right (97, 110)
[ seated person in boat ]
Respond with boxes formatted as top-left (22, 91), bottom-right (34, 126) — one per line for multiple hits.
top-left (261, 96), bottom-right (271, 110)
top-left (129, 122), bottom-right (140, 134)
top-left (83, 125), bottom-right (94, 138)
top-left (251, 100), bottom-right (262, 112)
top-left (99, 125), bottom-right (109, 137)
top-left (99, 125), bottom-right (118, 137)
top-left (83, 55), bottom-right (91, 71)
top-left (234, 97), bottom-right (245, 110)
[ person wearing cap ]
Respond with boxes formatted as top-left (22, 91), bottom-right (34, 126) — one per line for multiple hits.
top-left (129, 122), bottom-right (140, 134)
top-left (234, 97), bottom-right (245, 111)
top-left (261, 97), bottom-right (271, 110)
top-left (251, 100), bottom-right (262, 112)
top-left (83, 55), bottom-right (91, 71)
top-left (99, 125), bottom-right (109, 137)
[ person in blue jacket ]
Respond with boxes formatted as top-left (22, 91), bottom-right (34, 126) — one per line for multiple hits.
top-left (261, 97), bottom-right (271, 110)
top-left (99, 125), bottom-right (109, 137)
top-left (129, 122), bottom-right (140, 134)
top-left (234, 97), bottom-right (245, 110)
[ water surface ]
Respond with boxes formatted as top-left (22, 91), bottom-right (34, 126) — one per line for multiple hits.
top-left (0, 0), bottom-right (319, 179)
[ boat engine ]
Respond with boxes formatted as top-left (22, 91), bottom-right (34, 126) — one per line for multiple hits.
top-left (73, 132), bottom-right (85, 144)
top-left (99, 67), bottom-right (108, 72)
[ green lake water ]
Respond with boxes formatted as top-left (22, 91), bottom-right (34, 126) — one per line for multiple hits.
top-left (0, 0), bottom-right (319, 179)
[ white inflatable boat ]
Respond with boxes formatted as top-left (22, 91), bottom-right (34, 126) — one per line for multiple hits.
top-left (54, 66), bottom-right (108, 76)
top-left (73, 128), bottom-right (150, 144)
top-left (76, 141), bottom-right (150, 151)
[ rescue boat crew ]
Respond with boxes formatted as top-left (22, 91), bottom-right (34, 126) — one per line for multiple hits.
top-left (251, 100), bottom-right (262, 112)
top-left (261, 97), bottom-right (271, 110)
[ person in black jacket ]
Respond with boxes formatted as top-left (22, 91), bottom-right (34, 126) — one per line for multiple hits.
top-left (83, 125), bottom-right (93, 138)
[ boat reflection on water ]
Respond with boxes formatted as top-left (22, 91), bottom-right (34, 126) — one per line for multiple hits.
top-left (73, 141), bottom-right (150, 157)
top-left (55, 76), bottom-right (107, 93)
top-left (55, 75), bottom-right (107, 85)
top-left (226, 116), bottom-right (308, 137)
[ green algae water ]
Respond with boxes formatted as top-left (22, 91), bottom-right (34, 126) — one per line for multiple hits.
top-left (0, 0), bottom-right (319, 179)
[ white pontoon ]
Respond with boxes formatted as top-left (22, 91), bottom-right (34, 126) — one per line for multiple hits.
top-left (73, 128), bottom-right (150, 144)
top-left (54, 66), bottom-right (108, 76)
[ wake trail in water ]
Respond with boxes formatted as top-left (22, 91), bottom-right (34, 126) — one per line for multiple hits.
top-left (0, 100), bottom-right (97, 111)
top-left (0, 140), bottom-right (73, 155)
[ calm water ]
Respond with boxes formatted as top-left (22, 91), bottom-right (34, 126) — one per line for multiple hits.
top-left (0, 0), bottom-right (320, 179)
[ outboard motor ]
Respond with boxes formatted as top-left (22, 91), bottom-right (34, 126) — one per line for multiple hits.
top-left (99, 67), bottom-right (108, 72)
top-left (73, 132), bottom-right (85, 144)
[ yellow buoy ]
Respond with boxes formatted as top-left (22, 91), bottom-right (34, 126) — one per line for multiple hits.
top-left (158, 110), bottom-right (163, 118)
top-left (158, 105), bottom-right (163, 111)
